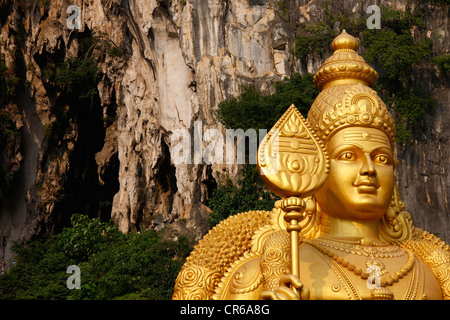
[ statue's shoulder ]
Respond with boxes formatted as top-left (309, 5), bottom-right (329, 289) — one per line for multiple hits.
top-left (173, 199), bottom-right (321, 300)
top-left (397, 228), bottom-right (450, 299)
top-left (172, 210), bottom-right (272, 300)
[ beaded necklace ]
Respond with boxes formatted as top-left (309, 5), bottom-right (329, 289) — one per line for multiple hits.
top-left (304, 238), bottom-right (416, 299)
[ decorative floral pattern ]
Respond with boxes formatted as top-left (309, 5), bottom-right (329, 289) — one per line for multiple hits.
top-left (172, 210), bottom-right (271, 300)
top-left (261, 230), bottom-right (291, 292)
top-left (173, 263), bottom-right (222, 300)
top-left (397, 231), bottom-right (450, 300)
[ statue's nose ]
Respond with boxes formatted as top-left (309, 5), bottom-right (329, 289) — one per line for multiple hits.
top-left (359, 153), bottom-right (377, 177)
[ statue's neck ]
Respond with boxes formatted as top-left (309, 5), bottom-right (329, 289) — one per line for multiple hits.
top-left (318, 213), bottom-right (384, 245)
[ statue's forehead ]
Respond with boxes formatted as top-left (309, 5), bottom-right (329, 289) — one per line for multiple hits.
top-left (327, 127), bottom-right (391, 152)
top-left (341, 129), bottom-right (388, 144)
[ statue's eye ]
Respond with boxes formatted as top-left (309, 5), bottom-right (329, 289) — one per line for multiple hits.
top-left (338, 151), bottom-right (356, 161)
top-left (374, 154), bottom-right (390, 164)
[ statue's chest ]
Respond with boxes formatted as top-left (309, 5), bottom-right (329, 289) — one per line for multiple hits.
top-left (299, 241), bottom-right (442, 300)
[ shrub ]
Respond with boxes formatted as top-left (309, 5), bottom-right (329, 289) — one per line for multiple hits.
top-left (210, 73), bottom-right (318, 227)
top-left (432, 54), bottom-right (450, 75)
top-left (361, 6), bottom-right (435, 144)
top-left (0, 234), bottom-right (69, 299)
top-left (291, 5), bottom-right (437, 144)
top-left (216, 73), bottom-right (318, 131)
top-left (0, 214), bottom-right (192, 300)
top-left (69, 231), bottom-right (191, 300)
top-left (294, 23), bottom-right (335, 59)
top-left (51, 214), bottom-right (122, 262)
top-left (208, 164), bottom-right (278, 228)
top-left (54, 56), bottom-right (100, 101)
top-left (362, 29), bottom-right (432, 82)
top-left (0, 54), bottom-right (19, 102)
top-left (0, 109), bottom-right (18, 151)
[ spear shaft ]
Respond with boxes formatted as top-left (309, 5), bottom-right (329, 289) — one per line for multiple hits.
top-left (282, 197), bottom-right (306, 297)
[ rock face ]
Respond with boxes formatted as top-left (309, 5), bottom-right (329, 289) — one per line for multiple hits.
top-left (396, 88), bottom-right (450, 242)
top-left (0, 0), bottom-right (449, 262)
top-left (111, 0), bottom-right (292, 238)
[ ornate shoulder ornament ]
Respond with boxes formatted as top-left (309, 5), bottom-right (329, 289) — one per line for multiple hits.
top-left (172, 210), bottom-right (271, 300)
top-left (397, 230), bottom-right (450, 299)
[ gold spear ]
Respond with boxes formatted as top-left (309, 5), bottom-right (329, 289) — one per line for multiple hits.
top-left (257, 105), bottom-right (329, 297)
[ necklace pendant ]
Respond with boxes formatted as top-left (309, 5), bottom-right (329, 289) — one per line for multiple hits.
top-left (371, 288), bottom-right (394, 300)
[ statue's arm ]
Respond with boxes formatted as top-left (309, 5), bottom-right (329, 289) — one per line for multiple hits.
top-left (259, 230), bottom-right (310, 300)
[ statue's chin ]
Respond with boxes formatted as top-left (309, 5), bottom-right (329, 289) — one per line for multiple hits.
top-left (316, 192), bottom-right (390, 222)
top-left (321, 201), bottom-right (389, 222)
top-left (348, 209), bottom-right (386, 223)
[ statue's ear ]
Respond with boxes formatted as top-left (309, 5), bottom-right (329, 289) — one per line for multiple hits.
top-left (379, 183), bottom-right (415, 243)
top-left (257, 104), bottom-right (330, 200)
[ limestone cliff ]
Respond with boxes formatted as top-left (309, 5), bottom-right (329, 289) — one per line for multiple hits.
top-left (0, 0), bottom-right (448, 263)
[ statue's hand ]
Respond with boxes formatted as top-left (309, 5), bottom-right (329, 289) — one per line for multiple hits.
top-left (260, 275), bottom-right (310, 300)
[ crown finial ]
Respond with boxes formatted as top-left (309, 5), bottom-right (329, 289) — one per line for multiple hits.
top-left (313, 30), bottom-right (378, 91)
top-left (330, 29), bottom-right (359, 52)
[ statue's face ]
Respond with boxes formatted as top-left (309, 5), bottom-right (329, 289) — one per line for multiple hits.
top-left (315, 127), bottom-right (395, 222)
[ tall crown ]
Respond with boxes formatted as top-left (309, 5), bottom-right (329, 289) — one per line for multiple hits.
top-left (307, 30), bottom-right (395, 147)
top-left (313, 30), bottom-right (378, 90)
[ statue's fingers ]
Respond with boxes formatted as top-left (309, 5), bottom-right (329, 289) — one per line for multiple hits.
top-left (275, 286), bottom-right (299, 300)
top-left (279, 274), bottom-right (303, 289)
top-left (300, 285), bottom-right (310, 300)
top-left (260, 291), bottom-right (278, 300)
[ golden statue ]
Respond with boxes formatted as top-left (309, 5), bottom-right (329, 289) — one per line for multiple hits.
top-left (172, 30), bottom-right (450, 300)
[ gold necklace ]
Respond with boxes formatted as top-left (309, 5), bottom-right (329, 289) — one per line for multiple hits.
top-left (304, 239), bottom-right (416, 299)
top-left (313, 238), bottom-right (405, 259)
top-left (317, 237), bottom-right (390, 247)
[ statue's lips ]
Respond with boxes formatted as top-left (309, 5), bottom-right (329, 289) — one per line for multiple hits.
top-left (353, 180), bottom-right (379, 194)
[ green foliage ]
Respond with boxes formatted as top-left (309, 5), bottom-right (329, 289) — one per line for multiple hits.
top-left (0, 214), bottom-right (192, 300)
top-left (0, 56), bottom-right (20, 171)
top-left (43, 123), bottom-right (53, 138)
top-left (216, 73), bottom-right (318, 131)
top-left (294, 23), bottom-right (335, 59)
top-left (274, 0), bottom-right (289, 16)
top-left (0, 54), bottom-right (19, 102)
top-left (71, 231), bottom-right (191, 300)
top-left (324, 7), bottom-right (366, 36)
top-left (0, 234), bottom-right (69, 299)
top-left (361, 6), bottom-right (434, 144)
top-left (362, 8), bottom-right (431, 70)
top-left (292, 5), bottom-right (437, 144)
top-left (39, 31), bottom-right (104, 159)
top-left (211, 73), bottom-right (318, 227)
top-left (216, 86), bottom-right (264, 130)
top-left (0, 109), bottom-right (19, 193)
top-left (0, 109), bottom-right (18, 148)
top-left (52, 214), bottom-right (122, 262)
top-left (432, 54), bottom-right (450, 75)
top-left (208, 164), bottom-right (279, 228)
top-left (0, 63), bottom-right (19, 187)
top-left (293, 1), bottom-right (365, 60)
top-left (41, 31), bottom-right (102, 103)
top-left (4, 73), bottom-right (19, 97)
top-left (106, 44), bottom-right (123, 57)
top-left (54, 56), bottom-right (100, 101)
top-left (52, 31), bottom-right (121, 100)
